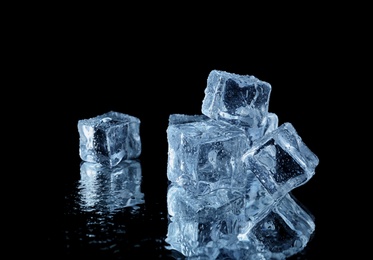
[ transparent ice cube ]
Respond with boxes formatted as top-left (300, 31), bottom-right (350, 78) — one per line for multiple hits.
top-left (242, 122), bottom-right (319, 198)
top-left (202, 70), bottom-right (272, 128)
top-left (78, 111), bottom-right (141, 167)
top-left (166, 118), bottom-right (250, 190)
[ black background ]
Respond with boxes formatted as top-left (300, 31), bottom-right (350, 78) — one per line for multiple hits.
top-left (15, 13), bottom-right (355, 259)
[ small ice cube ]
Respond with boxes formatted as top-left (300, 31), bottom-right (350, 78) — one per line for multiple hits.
top-left (78, 111), bottom-right (141, 167)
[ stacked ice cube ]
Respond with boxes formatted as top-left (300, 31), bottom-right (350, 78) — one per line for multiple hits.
top-left (165, 70), bottom-right (319, 259)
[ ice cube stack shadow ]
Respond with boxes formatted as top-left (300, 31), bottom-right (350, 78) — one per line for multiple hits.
top-left (165, 70), bottom-right (319, 259)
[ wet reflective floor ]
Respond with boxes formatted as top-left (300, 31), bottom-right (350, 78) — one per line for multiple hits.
top-left (45, 158), bottom-right (317, 259)
top-left (61, 161), bottom-right (172, 258)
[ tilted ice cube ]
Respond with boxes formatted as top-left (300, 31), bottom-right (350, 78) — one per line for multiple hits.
top-left (242, 122), bottom-right (319, 199)
top-left (78, 111), bottom-right (141, 167)
top-left (79, 159), bottom-right (144, 212)
top-left (202, 70), bottom-right (272, 128)
top-left (166, 116), bottom-right (250, 190)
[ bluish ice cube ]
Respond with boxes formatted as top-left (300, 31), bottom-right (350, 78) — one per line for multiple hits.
top-left (202, 70), bottom-right (272, 128)
top-left (166, 116), bottom-right (250, 190)
top-left (78, 111), bottom-right (141, 167)
top-left (79, 159), bottom-right (144, 212)
top-left (242, 122), bottom-right (319, 199)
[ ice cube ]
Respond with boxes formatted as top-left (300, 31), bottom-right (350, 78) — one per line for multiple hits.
top-left (202, 70), bottom-right (272, 128)
top-left (166, 117), bottom-right (250, 190)
top-left (78, 111), bottom-right (141, 167)
top-left (242, 122), bottom-right (319, 198)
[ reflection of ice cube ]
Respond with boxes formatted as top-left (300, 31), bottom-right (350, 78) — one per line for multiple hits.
top-left (78, 111), bottom-right (141, 167)
top-left (79, 159), bottom-right (144, 213)
top-left (247, 193), bottom-right (315, 259)
top-left (167, 182), bottom-right (274, 241)
top-left (202, 70), bottom-right (272, 128)
top-left (167, 184), bottom-right (253, 223)
top-left (166, 184), bottom-right (315, 259)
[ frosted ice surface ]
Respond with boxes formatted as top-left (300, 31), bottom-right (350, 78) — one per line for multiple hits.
top-left (79, 159), bottom-right (144, 212)
top-left (78, 111), bottom-right (141, 167)
top-left (202, 70), bottom-right (272, 128)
